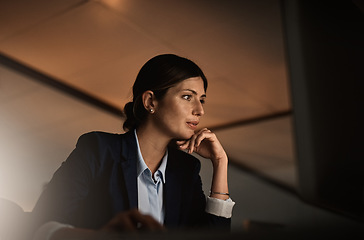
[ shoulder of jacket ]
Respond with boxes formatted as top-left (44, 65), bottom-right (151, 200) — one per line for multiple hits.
top-left (76, 131), bottom-right (124, 147)
top-left (80, 131), bottom-right (122, 139)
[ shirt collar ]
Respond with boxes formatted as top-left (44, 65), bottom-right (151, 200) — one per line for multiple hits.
top-left (134, 129), bottom-right (167, 184)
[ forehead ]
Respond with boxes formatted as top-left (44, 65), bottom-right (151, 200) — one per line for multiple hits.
top-left (171, 77), bottom-right (206, 94)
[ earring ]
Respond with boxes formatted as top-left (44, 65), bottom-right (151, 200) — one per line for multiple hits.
top-left (150, 109), bottom-right (154, 113)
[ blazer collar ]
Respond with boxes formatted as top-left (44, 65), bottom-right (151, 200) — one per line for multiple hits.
top-left (119, 131), bottom-right (183, 226)
top-left (163, 148), bottom-right (182, 227)
top-left (120, 130), bottom-right (138, 209)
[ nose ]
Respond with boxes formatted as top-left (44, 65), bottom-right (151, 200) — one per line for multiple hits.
top-left (193, 100), bottom-right (205, 116)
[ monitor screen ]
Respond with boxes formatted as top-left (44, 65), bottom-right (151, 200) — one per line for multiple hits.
top-left (282, 0), bottom-right (364, 221)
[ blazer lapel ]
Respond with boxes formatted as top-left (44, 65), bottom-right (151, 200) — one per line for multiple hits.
top-left (119, 133), bottom-right (183, 226)
top-left (164, 149), bottom-right (182, 227)
top-left (120, 131), bottom-right (138, 210)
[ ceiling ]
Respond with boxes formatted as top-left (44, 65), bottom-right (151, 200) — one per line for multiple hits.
top-left (0, 0), bottom-right (296, 211)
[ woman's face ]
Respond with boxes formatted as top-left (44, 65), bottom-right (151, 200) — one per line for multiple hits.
top-left (152, 77), bottom-right (206, 140)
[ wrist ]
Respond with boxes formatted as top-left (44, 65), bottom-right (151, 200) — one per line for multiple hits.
top-left (209, 191), bottom-right (229, 196)
top-left (209, 190), bottom-right (230, 200)
top-left (212, 155), bottom-right (228, 168)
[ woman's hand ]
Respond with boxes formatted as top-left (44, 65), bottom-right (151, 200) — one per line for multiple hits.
top-left (50, 209), bottom-right (164, 240)
top-left (176, 129), bottom-right (230, 200)
top-left (100, 208), bottom-right (165, 233)
top-left (176, 128), bottom-right (228, 166)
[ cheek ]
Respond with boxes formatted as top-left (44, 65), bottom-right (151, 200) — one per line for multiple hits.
top-left (173, 107), bottom-right (189, 121)
top-left (157, 108), bottom-right (178, 126)
top-left (158, 100), bottom-right (189, 125)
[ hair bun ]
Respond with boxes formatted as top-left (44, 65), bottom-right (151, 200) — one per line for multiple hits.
top-left (123, 101), bottom-right (136, 131)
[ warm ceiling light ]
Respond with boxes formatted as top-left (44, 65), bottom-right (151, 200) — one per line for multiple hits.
top-left (98, 0), bottom-right (124, 10)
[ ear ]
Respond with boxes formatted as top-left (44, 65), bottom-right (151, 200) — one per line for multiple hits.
top-left (142, 90), bottom-right (157, 113)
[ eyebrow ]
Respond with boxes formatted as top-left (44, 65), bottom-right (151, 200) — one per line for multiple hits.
top-left (183, 89), bottom-right (207, 98)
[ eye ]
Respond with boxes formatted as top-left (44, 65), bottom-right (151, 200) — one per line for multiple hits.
top-left (182, 95), bottom-right (192, 101)
top-left (200, 99), bottom-right (206, 105)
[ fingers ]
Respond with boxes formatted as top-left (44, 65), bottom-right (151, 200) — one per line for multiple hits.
top-left (101, 209), bottom-right (164, 233)
top-left (177, 128), bottom-right (214, 154)
top-left (101, 210), bottom-right (135, 232)
top-left (175, 140), bottom-right (189, 150)
top-left (194, 128), bottom-right (212, 148)
top-left (129, 210), bottom-right (165, 231)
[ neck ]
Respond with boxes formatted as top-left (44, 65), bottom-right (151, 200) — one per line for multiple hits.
top-left (135, 124), bottom-right (170, 174)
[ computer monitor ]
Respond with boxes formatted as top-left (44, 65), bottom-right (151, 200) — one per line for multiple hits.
top-left (282, 0), bottom-right (364, 221)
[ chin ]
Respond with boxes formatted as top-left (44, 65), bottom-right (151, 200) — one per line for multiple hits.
top-left (180, 132), bottom-right (194, 140)
top-left (172, 131), bottom-right (192, 141)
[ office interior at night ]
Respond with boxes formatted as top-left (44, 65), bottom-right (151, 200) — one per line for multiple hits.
top-left (1, 0), bottom-right (363, 239)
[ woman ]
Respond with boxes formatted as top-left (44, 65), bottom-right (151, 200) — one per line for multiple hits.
top-left (31, 54), bottom-right (235, 240)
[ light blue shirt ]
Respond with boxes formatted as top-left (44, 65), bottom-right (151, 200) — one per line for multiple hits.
top-left (134, 130), bottom-right (168, 224)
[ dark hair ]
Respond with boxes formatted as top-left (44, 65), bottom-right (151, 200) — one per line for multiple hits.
top-left (123, 54), bottom-right (208, 131)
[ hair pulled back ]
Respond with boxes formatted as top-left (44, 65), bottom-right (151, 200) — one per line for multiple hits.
top-left (123, 54), bottom-right (208, 131)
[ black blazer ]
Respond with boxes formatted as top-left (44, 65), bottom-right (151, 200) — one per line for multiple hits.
top-left (31, 131), bottom-right (230, 232)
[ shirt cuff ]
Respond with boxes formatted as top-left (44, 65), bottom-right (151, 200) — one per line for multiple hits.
top-left (33, 221), bottom-right (74, 240)
top-left (205, 196), bottom-right (235, 218)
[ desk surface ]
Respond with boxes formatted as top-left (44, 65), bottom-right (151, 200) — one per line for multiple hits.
top-left (96, 227), bottom-right (364, 240)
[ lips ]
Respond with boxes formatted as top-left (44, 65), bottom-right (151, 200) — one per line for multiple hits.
top-left (186, 121), bottom-right (199, 130)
